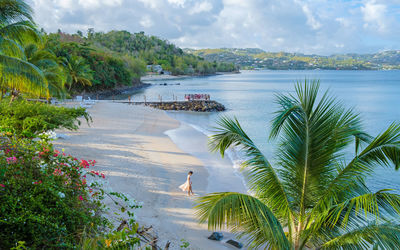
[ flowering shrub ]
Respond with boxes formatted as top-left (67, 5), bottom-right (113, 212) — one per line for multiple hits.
top-left (0, 136), bottom-right (140, 248)
top-left (0, 98), bottom-right (91, 138)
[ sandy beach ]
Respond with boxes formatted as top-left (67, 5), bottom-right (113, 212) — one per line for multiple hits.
top-left (141, 74), bottom-right (190, 81)
top-left (141, 71), bottom-right (240, 82)
top-left (54, 101), bottom-right (246, 249)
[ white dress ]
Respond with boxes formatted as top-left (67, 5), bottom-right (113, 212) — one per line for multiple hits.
top-left (179, 175), bottom-right (191, 191)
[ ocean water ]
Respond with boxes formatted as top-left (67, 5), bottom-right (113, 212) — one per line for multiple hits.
top-left (127, 70), bottom-right (400, 192)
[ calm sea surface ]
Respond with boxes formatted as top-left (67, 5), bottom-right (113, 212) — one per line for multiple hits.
top-left (127, 70), bottom-right (400, 192)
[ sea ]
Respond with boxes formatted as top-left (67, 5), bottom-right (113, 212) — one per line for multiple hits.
top-left (125, 70), bottom-right (400, 193)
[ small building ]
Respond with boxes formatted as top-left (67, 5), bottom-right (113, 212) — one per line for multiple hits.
top-left (146, 65), bottom-right (163, 74)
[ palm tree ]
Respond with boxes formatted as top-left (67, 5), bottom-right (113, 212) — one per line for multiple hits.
top-left (62, 55), bottom-right (93, 91)
top-left (0, 0), bottom-right (48, 99)
top-left (24, 43), bottom-right (67, 99)
top-left (195, 80), bottom-right (400, 249)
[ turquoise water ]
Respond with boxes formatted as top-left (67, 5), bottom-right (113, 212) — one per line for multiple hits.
top-left (129, 70), bottom-right (400, 192)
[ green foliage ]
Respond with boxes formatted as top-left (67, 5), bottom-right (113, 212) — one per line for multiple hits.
top-left (180, 238), bottom-right (190, 249)
top-left (0, 136), bottom-right (140, 249)
top-left (0, 0), bottom-right (49, 98)
top-left (1, 0), bottom-right (236, 98)
top-left (196, 80), bottom-right (400, 249)
top-left (80, 226), bottom-right (140, 249)
top-left (10, 241), bottom-right (27, 250)
top-left (24, 43), bottom-right (67, 98)
top-left (45, 34), bottom-right (146, 92)
top-left (62, 54), bottom-right (93, 90)
top-left (85, 30), bottom-right (237, 75)
top-left (0, 98), bottom-right (90, 138)
top-left (0, 137), bottom-right (101, 248)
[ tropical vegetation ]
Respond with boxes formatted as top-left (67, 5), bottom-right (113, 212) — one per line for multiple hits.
top-left (196, 80), bottom-right (400, 249)
top-left (0, 0), bottom-right (47, 99)
top-left (0, 134), bottom-right (140, 248)
top-left (0, 0), bottom-right (237, 100)
top-left (0, 98), bottom-right (90, 138)
top-left (0, 1), bottom-right (143, 247)
top-left (86, 30), bottom-right (238, 75)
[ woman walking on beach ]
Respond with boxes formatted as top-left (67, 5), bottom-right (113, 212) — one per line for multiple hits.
top-left (179, 171), bottom-right (194, 196)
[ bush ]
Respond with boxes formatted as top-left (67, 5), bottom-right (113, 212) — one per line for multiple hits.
top-left (0, 99), bottom-right (91, 138)
top-left (0, 136), bottom-right (140, 248)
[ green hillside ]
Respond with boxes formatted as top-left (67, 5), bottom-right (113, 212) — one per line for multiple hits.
top-left (85, 30), bottom-right (237, 75)
top-left (40, 30), bottom-right (238, 94)
top-left (185, 48), bottom-right (400, 70)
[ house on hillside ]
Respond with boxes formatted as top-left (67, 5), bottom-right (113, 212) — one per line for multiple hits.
top-left (147, 65), bottom-right (163, 74)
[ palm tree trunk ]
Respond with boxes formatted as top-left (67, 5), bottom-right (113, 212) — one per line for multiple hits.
top-left (9, 94), bottom-right (15, 104)
top-left (9, 89), bottom-right (17, 104)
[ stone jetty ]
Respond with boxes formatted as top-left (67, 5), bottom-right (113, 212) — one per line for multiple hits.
top-left (120, 100), bottom-right (225, 112)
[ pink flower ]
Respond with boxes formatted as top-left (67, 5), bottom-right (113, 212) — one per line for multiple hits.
top-left (0, 184), bottom-right (5, 188)
top-left (53, 168), bottom-right (63, 176)
top-left (79, 195), bottom-right (83, 201)
top-left (6, 157), bottom-right (17, 164)
top-left (80, 159), bottom-right (90, 168)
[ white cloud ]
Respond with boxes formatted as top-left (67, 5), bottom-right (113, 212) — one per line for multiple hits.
top-left (140, 16), bottom-right (154, 28)
top-left (296, 1), bottom-right (322, 30)
top-left (335, 17), bottom-right (350, 28)
top-left (27, 0), bottom-right (400, 54)
top-left (361, 0), bottom-right (387, 32)
top-left (189, 1), bottom-right (213, 14)
top-left (138, 0), bottom-right (161, 9)
top-left (167, 0), bottom-right (186, 7)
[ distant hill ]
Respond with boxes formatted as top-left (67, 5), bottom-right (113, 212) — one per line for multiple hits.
top-left (85, 31), bottom-right (238, 75)
top-left (184, 48), bottom-right (400, 70)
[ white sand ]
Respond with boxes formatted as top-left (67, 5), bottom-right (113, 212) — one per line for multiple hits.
top-left (141, 74), bottom-right (188, 81)
top-left (54, 101), bottom-right (246, 249)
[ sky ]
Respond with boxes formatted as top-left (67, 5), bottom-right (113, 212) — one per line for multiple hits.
top-left (28, 0), bottom-right (400, 55)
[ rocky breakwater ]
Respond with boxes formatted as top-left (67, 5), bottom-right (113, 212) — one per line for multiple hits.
top-left (147, 100), bottom-right (225, 112)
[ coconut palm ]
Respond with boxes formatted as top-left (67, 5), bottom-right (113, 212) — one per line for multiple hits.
top-left (195, 80), bottom-right (400, 249)
top-left (24, 43), bottom-right (66, 98)
top-left (62, 55), bottom-right (93, 91)
top-left (0, 0), bottom-right (48, 99)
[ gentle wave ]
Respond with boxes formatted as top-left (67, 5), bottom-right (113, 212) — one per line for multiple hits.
top-left (184, 121), bottom-right (250, 191)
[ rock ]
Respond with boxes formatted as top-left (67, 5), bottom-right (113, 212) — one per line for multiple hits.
top-left (226, 239), bottom-right (243, 249)
top-left (208, 232), bottom-right (224, 241)
top-left (141, 100), bottom-right (225, 112)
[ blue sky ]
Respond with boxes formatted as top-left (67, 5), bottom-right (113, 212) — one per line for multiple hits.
top-left (29, 0), bottom-right (400, 55)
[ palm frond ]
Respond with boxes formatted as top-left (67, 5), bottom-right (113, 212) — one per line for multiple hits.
top-left (203, 80), bottom-right (400, 249)
top-left (319, 123), bottom-right (400, 209)
top-left (309, 189), bottom-right (400, 232)
top-left (209, 116), bottom-right (292, 223)
top-left (0, 0), bottom-right (34, 26)
top-left (0, 54), bottom-right (48, 97)
top-left (0, 36), bottom-right (25, 58)
top-left (0, 20), bottom-right (40, 44)
top-left (321, 222), bottom-right (400, 249)
top-left (271, 80), bottom-right (361, 215)
top-left (195, 192), bottom-right (290, 249)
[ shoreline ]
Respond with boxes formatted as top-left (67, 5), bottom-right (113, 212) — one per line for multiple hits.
top-left (54, 101), bottom-right (246, 249)
top-left (164, 118), bottom-right (247, 194)
top-left (141, 71), bottom-right (240, 81)
top-left (82, 82), bottom-right (151, 100)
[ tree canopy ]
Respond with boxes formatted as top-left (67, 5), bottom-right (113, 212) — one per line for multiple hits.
top-left (196, 80), bottom-right (400, 249)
